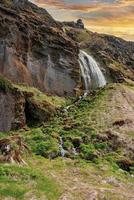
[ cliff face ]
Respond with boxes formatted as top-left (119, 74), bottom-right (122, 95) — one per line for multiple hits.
top-left (0, 0), bottom-right (80, 96)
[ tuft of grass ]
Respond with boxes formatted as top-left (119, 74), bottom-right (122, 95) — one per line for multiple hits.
top-left (0, 75), bottom-right (13, 93)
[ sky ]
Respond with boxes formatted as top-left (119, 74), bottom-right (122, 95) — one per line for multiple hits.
top-left (31, 0), bottom-right (134, 41)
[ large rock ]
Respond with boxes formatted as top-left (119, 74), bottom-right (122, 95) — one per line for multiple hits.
top-left (0, 0), bottom-right (80, 96)
top-left (0, 76), bottom-right (57, 131)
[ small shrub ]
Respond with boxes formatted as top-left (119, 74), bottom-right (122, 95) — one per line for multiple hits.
top-left (94, 142), bottom-right (108, 150)
top-left (90, 133), bottom-right (97, 140)
top-left (35, 138), bottom-right (59, 159)
top-left (63, 140), bottom-right (73, 151)
top-left (80, 144), bottom-right (98, 161)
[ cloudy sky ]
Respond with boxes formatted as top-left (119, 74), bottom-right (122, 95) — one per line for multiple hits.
top-left (31, 0), bottom-right (134, 41)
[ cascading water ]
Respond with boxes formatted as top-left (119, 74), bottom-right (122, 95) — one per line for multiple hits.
top-left (63, 50), bottom-right (106, 112)
top-left (79, 50), bottom-right (106, 94)
top-left (59, 137), bottom-right (78, 157)
top-left (59, 137), bottom-right (66, 157)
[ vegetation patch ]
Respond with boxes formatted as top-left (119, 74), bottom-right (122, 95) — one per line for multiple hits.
top-left (15, 84), bottom-right (66, 107)
top-left (0, 164), bottom-right (62, 200)
top-left (0, 75), bottom-right (13, 93)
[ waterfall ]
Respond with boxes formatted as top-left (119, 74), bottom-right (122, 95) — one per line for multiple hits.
top-left (79, 50), bottom-right (106, 93)
top-left (59, 137), bottom-right (66, 158)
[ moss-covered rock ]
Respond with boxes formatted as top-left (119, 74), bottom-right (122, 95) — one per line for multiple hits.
top-left (0, 75), bottom-right (13, 93)
top-left (0, 78), bottom-right (65, 131)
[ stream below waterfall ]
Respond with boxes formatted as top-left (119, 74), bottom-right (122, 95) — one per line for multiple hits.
top-left (59, 137), bottom-right (77, 158)
top-left (59, 51), bottom-right (107, 158)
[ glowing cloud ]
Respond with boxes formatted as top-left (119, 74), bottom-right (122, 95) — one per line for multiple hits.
top-left (31, 0), bottom-right (134, 41)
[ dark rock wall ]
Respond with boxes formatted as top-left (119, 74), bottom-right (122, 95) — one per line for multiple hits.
top-left (0, 92), bottom-right (15, 131)
top-left (0, 1), bottom-right (80, 96)
top-left (0, 89), bottom-right (26, 131)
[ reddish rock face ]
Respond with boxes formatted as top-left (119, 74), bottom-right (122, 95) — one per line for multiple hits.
top-left (0, 0), bottom-right (80, 96)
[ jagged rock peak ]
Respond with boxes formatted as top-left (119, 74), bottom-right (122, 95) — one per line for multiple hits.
top-left (76, 19), bottom-right (84, 29)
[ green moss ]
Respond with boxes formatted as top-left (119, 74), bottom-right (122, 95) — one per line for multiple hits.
top-left (94, 142), bottom-right (108, 150)
top-left (14, 84), bottom-right (66, 107)
top-left (20, 128), bottom-right (60, 159)
top-left (63, 140), bottom-right (73, 150)
top-left (0, 75), bottom-right (13, 93)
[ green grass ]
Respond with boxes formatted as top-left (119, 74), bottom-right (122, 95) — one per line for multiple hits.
top-left (12, 83), bottom-right (132, 162)
top-left (14, 84), bottom-right (66, 107)
top-left (0, 83), bottom-right (134, 199)
top-left (0, 164), bottom-right (62, 200)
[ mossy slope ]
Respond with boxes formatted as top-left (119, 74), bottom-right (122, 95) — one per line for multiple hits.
top-left (0, 83), bottom-right (134, 199)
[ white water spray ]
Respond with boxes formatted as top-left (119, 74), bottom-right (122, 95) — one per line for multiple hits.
top-left (59, 137), bottom-right (66, 158)
top-left (79, 50), bottom-right (106, 94)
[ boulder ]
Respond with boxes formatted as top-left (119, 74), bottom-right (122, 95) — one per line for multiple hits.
top-left (76, 19), bottom-right (84, 29)
top-left (0, 76), bottom-right (57, 131)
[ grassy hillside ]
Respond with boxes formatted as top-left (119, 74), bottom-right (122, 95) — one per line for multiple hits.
top-left (0, 82), bottom-right (134, 199)
top-left (0, 156), bottom-right (133, 200)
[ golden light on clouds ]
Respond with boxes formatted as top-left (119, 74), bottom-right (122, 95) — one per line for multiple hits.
top-left (31, 0), bottom-right (134, 41)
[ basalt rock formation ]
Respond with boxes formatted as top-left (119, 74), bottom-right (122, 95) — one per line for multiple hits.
top-left (0, 0), bottom-right (80, 96)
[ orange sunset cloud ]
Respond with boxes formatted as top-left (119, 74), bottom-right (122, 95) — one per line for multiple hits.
top-left (31, 0), bottom-right (134, 41)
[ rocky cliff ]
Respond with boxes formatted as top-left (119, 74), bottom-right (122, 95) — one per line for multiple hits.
top-left (1, 0), bottom-right (134, 98)
top-left (0, 0), bottom-right (80, 96)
